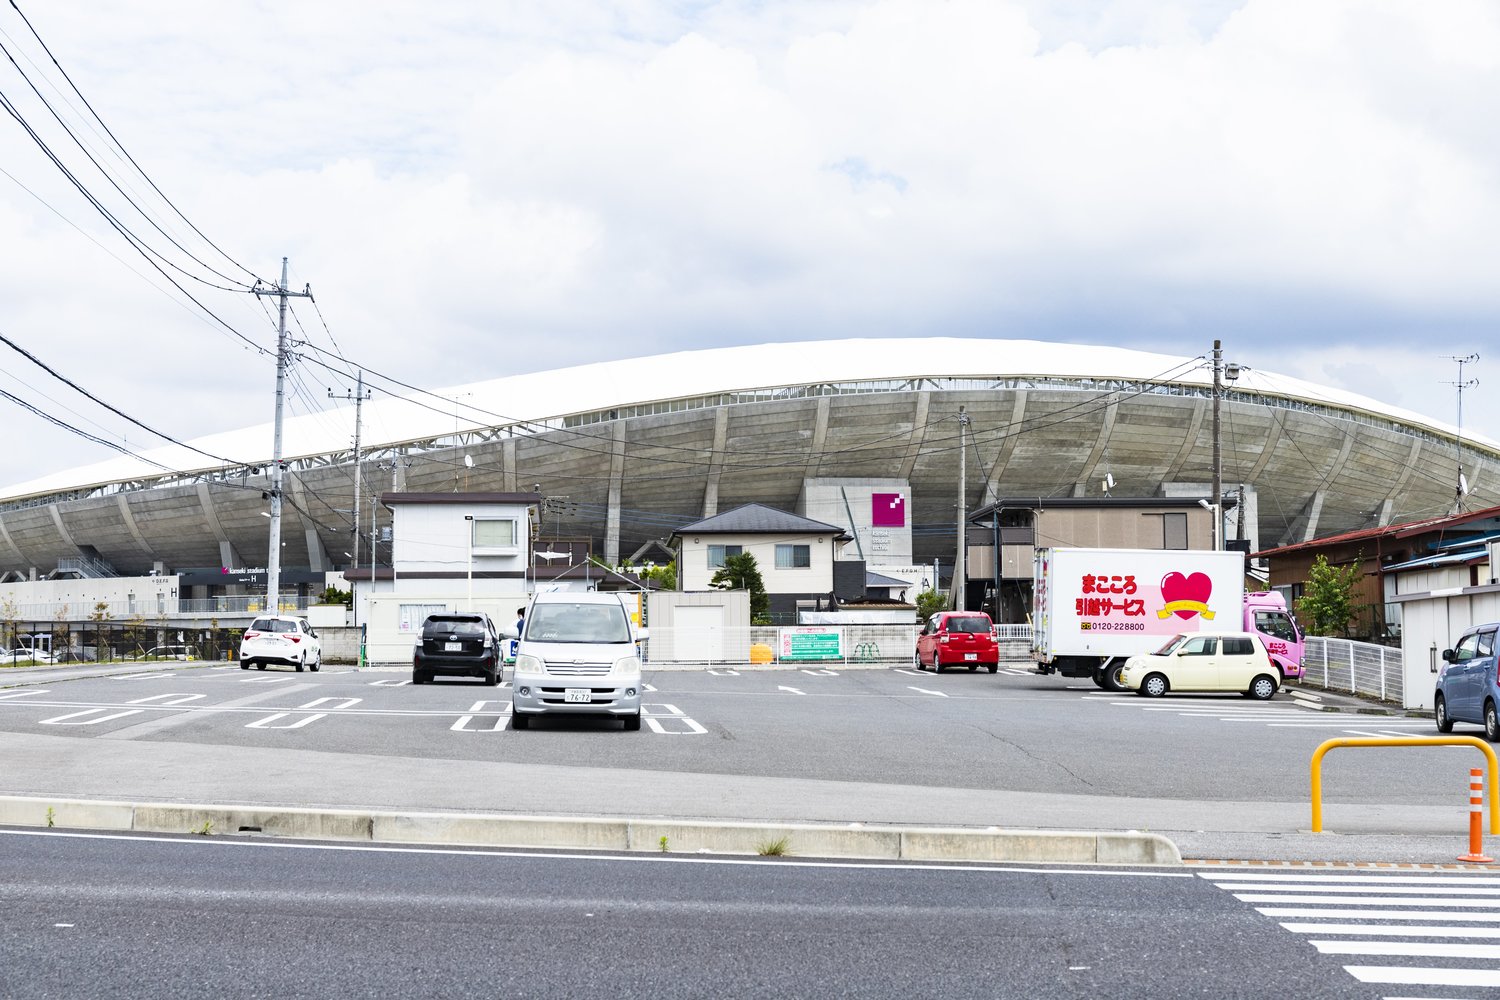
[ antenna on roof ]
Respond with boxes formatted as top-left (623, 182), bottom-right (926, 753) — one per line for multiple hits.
top-left (1446, 353), bottom-right (1480, 514)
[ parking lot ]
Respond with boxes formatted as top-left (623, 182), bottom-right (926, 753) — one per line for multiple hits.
top-left (0, 660), bottom-right (1455, 812)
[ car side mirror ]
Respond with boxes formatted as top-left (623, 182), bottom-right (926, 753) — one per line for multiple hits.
top-left (1442, 649), bottom-right (1456, 663)
top-left (635, 627), bottom-right (650, 641)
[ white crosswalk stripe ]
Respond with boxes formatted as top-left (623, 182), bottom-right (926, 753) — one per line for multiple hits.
top-left (1203, 868), bottom-right (1500, 997)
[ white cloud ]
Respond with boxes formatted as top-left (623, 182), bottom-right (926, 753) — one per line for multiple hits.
top-left (0, 0), bottom-right (1497, 483)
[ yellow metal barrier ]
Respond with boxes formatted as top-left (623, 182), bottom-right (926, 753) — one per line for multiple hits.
top-left (1311, 736), bottom-right (1500, 834)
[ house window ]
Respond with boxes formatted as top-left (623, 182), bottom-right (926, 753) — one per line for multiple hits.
top-left (471, 519), bottom-right (517, 548)
top-left (776, 544), bottom-right (811, 569)
top-left (1163, 512), bottom-right (1188, 550)
top-left (708, 544), bottom-right (742, 568)
top-left (399, 603), bottom-right (447, 633)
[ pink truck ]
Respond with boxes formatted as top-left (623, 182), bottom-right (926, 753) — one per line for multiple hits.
top-left (1031, 547), bottom-right (1305, 692)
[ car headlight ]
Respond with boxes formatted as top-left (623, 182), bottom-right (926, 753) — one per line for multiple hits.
top-left (516, 653), bottom-right (544, 673)
top-left (614, 654), bottom-right (642, 677)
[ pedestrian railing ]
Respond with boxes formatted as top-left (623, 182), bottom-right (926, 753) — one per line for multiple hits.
top-left (1300, 636), bottom-right (1403, 703)
top-left (1310, 736), bottom-right (1499, 835)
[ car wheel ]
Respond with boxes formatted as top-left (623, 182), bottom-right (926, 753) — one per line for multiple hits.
top-left (256, 662), bottom-right (266, 671)
top-left (310, 654), bottom-right (320, 673)
top-left (968, 663), bottom-right (978, 672)
top-left (933, 660), bottom-right (944, 674)
top-left (511, 712), bottom-right (529, 730)
top-left (485, 669), bottom-right (499, 687)
top-left (914, 650), bottom-right (925, 671)
top-left (623, 713), bottom-right (642, 731)
top-left (411, 671), bottom-right (423, 685)
top-left (1436, 694), bottom-right (1454, 734)
top-left (295, 658), bottom-right (305, 673)
top-left (1486, 701), bottom-right (1500, 743)
top-left (987, 663), bottom-right (998, 674)
top-left (1248, 675), bottom-right (1277, 701)
top-left (1141, 673), bottom-right (1168, 698)
top-left (240, 660), bottom-right (250, 671)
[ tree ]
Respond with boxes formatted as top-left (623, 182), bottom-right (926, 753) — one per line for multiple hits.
top-left (637, 561), bottom-right (677, 591)
top-left (0, 595), bottom-right (16, 651)
top-left (1298, 554), bottom-right (1362, 637)
top-left (915, 589), bottom-right (946, 623)
top-left (711, 552), bottom-right (769, 624)
top-left (88, 601), bottom-right (113, 662)
top-left (317, 585), bottom-right (353, 606)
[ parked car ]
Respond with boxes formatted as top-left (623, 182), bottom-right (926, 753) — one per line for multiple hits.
top-left (510, 591), bottom-right (643, 730)
top-left (1436, 622), bottom-right (1500, 740)
top-left (412, 613), bottom-right (503, 686)
top-left (915, 611), bottom-right (1000, 673)
top-left (7, 647), bottom-right (54, 664)
top-left (238, 616), bottom-right (322, 672)
top-left (1120, 632), bottom-right (1280, 699)
top-left (143, 645), bottom-right (196, 661)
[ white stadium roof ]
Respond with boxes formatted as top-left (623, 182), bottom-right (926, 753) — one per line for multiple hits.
top-left (3, 337), bottom-right (1491, 501)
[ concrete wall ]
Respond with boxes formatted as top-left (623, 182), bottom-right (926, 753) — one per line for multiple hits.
top-left (798, 478), bottom-right (912, 568)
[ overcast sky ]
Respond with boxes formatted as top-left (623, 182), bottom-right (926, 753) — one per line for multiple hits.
top-left (0, 0), bottom-right (1496, 494)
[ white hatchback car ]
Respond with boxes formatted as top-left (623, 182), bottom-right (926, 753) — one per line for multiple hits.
top-left (239, 616), bottom-right (322, 672)
top-left (1120, 631), bottom-right (1280, 700)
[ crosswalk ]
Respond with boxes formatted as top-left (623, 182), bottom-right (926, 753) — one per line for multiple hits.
top-left (1204, 868), bottom-right (1500, 996)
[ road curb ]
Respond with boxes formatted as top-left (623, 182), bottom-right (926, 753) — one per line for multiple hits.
top-left (0, 795), bottom-right (1182, 866)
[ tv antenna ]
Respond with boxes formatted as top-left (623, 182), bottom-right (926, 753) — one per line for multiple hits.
top-left (1446, 353), bottom-right (1479, 513)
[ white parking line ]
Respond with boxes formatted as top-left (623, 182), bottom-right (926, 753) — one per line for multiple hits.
top-left (451, 700), bottom-right (510, 732)
top-left (39, 708), bottom-right (144, 726)
top-left (907, 687), bottom-right (948, 698)
top-left (368, 678), bottom-right (411, 687)
top-left (110, 672), bottom-right (175, 681)
top-left (801, 669), bottom-right (838, 676)
top-left (777, 686), bottom-right (806, 696)
top-left (126, 694), bottom-right (205, 706)
top-left (240, 676), bottom-right (297, 684)
top-left (298, 697), bottom-right (361, 710)
top-left (706, 669), bottom-right (740, 676)
top-left (245, 712), bottom-right (326, 730)
top-left (0, 690), bottom-right (49, 701)
top-left (643, 703), bottom-right (707, 735)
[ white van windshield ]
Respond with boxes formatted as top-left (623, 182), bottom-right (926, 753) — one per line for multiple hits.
top-left (526, 602), bottom-right (632, 644)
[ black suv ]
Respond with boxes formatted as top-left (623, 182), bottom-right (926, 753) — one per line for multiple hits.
top-left (413, 613), bottom-right (502, 685)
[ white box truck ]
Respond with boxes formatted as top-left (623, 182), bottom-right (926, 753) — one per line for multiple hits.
top-left (1032, 547), bottom-right (1303, 691)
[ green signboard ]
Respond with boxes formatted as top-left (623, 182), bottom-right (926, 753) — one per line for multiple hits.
top-left (778, 628), bottom-right (843, 661)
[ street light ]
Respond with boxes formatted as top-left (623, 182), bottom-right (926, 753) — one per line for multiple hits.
top-left (464, 515), bottom-right (474, 608)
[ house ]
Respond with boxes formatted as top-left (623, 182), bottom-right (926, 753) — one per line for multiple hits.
top-left (347, 491), bottom-right (541, 662)
top-left (1253, 503), bottom-right (1500, 643)
top-left (670, 503), bottom-right (853, 621)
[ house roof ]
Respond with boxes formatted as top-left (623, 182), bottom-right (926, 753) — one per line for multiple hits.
top-left (866, 569), bottom-right (912, 589)
top-left (672, 503), bottom-right (849, 539)
top-left (1253, 503), bottom-right (1500, 559)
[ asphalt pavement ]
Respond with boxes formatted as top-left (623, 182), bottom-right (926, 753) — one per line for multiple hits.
top-left (0, 657), bottom-right (1482, 867)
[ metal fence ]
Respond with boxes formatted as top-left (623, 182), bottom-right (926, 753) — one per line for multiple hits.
top-left (1299, 635), bottom-right (1404, 704)
top-left (0, 621), bottom-right (245, 664)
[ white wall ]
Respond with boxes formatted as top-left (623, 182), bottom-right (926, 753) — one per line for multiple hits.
top-left (1397, 587), bottom-right (1500, 710)
top-left (0, 574), bottom-right (178, 619)
top-left (365, 593), bottom-right (528, 664)
top-left (797, 478), bottom-right (913, 568)
top-left (678, 532), bottom-right (837, 593)
top-left (391, 502), bottom-right (529, 576)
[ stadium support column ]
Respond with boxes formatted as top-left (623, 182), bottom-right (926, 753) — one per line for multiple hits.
top-left (251, 258), bottom-right (312, 612)
top-left (1211, 339), bottom-right (1223, 552)
top-left (605, 422), bottom-right (626, 566)
top-left (954, 406), bottom-right (969, 611)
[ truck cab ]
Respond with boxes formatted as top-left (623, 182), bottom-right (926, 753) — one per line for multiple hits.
top-left (1243, 591), bottom-right (1304, 680)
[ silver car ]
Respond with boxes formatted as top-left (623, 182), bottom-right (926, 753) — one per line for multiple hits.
top-left (510, 592), bottom-right (643, 730)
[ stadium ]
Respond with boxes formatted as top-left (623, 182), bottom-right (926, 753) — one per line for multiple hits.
top-left (0, 337), bottom-right (1494, 596)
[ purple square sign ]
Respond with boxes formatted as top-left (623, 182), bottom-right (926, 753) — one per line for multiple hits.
top-left (872, 493), bottom-right (906, 528)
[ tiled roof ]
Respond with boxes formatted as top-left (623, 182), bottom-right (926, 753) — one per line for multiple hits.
top-left (673, 503), bottom-right (846, 537)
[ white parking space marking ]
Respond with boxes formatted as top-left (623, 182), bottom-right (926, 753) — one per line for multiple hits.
top-left (240, 676), bottom-right (297, 684)
top-left (643, 703), bottom-right (707, 735)
top-left (777, 686), bottom-right (806, 696)
top-left (451, 700), bottom-right (510, 732)
top-left (245, 712), bottom-right (326, 730)
top-left (368, 679), bottom-right (411, 687)
top-left (0, 690), bottom-right (49, 700)
top-left (298, 697), bottom-right (361, 710)
top-left (39, 708), bottom-right (144, 726)
top-left (111, 672), bottom-right (175, 681)
top-left (907, 687), bottom-right (948, 698)
top-left (801, 669), bottom-right (838, 676)
top-left (892, 668), bottom-right (924, 676)
top-left (706, 669), bottom-right (740, 676)
top-left (126, 694), bottom-right (205, 707)
top-left (643, 683), bottom-right (657, 692)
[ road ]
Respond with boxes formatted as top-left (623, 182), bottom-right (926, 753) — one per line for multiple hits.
top-left (1, 827), bottom-right (1447, 1000)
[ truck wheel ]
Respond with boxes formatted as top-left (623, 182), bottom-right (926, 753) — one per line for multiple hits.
top-left (1101, 664), bottom-right (1128, 693)
top-left (1091, 670), bottom-right (1108, 689)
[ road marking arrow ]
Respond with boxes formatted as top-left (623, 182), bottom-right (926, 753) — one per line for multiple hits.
top-left (907, 686), bottom-right (948, 697)
top-left (778, 686), bottom-right (806, 696)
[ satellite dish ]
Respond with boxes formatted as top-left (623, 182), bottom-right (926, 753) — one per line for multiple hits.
top-left (1103, 474), bottom-right (1115, 491)
top-left (1460, 473), bottom-right (1470, 496)
top-left (463, 455), bottom-right (474, 469)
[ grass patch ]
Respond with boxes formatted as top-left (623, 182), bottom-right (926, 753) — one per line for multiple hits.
top-left (756, 836), bottom-right (791, 857)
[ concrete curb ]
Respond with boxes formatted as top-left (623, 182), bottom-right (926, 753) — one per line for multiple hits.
top-left (0, 795), bottom-right (1181, 866)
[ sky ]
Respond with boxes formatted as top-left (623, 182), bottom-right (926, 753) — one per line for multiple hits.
top-left (0, 0), bottom-right (1497, 495)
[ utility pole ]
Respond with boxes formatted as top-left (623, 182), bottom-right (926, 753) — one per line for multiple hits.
top-left (1211, 339), bottom-right (1223, 552)
top-left (955, 406), bottom-right (970, 610)
top-left (251, 258), bottom-right (312, 613)
top-left (329, 371), bottom-right (372, 571)
top-left (1447, 354), bottom-right (1480, 514)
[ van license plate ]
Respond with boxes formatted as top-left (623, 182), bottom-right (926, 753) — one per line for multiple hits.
top-left (565, 688), bottom-right (591, 703)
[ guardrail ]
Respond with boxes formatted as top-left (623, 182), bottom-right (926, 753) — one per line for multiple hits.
top-left (1310, 736), bottom-right (1499, 834)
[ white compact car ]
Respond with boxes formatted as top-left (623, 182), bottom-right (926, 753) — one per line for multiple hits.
top-left (510, 591), bottom-right (644, 730)
top-left (239, 615), bottom-right (322, 672)
top-left (1119, 631), bottom-right (1280, 700)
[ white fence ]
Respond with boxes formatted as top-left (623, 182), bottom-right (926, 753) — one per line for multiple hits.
top-left (1299, 636), bottom-right (1404, 704)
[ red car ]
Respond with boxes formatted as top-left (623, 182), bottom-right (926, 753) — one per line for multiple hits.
top-left (915, 611), bottom-right (1000, 673)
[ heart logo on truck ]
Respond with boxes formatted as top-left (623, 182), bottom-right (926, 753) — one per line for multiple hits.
top-left (1157, 571), bottom-right (1215, 620)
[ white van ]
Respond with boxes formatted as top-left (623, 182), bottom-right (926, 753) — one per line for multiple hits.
top-left (510, 591), bottom-right (644, 730)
